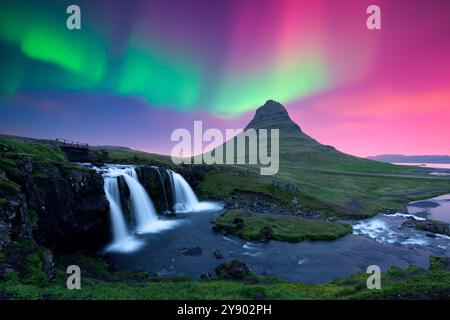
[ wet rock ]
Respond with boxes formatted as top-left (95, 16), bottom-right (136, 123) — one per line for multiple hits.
top-left (212, 225), bottom-right (228, 236)
top-left (0, 181), bottom-right (31, 250)
top-left (2, 160), bottom-right (110, 252)
top-left (402, 218), bottom-right (450, 236)
top-left (181, 246), bottom-right (202, 256)
top-left (215, 260), bottom-right (252, 280)
top-left (43, 249), bottom-right (55, 280)
top-left (273, 181), bottom-right (300, 192)
top-left (214, 250), bottom-right (224, 259)
top-left (200, 272), bottom-right (213, 280)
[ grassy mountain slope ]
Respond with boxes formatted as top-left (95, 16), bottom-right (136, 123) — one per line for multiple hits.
top-left (197, 100), bottom-right (450, 218)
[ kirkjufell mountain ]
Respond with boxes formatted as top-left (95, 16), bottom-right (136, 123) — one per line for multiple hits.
top-left (227, 100), bottom-right (371, 167)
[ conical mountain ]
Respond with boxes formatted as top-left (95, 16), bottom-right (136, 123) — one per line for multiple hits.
top-left (218, 100), bottom-right (370, 168)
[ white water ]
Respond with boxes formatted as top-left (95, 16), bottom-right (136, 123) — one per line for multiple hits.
top-left (171, 171), bottom-right (199, 212)
top-left (121, 169), bottom-right (159, 233)
top-left (103, 172), bottom-right (142, 253)
top-left (104, 177), bottom-right (129, 242)
top-left (101, 165), bottom-right (178, 252)
top-left (352, 213), bottom-right (450, 250)
top-left (170, 170), bottom-right (220, 212)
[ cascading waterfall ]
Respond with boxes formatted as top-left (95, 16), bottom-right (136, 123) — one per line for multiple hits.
top-left (102, 170), bottom-right (142, 253)
top-left (104, 176), bottom-right (129, 243)
top-left (121, 168), bottom-right (159, 233)
top-left (170, 170), bottom-right (199, 212)
top-left (84, 162), bottom-right (222, 252)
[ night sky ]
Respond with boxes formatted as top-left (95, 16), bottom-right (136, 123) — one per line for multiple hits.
top-left (0, 0), bottom-right (449, 156)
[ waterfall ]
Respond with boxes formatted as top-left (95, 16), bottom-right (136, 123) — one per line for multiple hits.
top-left (98, 165), bottom-right (179, 252)
top-left (104, 176), bottom-right (129, 243)
top-left (169, 170), bottom-right (222, 212)
top-left (170, 170), bottom-right (199, 212)
top-left (121, 168), bottom-right (159, 233)
top-left (86, 162), bottom-right (222, 252)
top-left (102, 171), bottom-right (142, 253)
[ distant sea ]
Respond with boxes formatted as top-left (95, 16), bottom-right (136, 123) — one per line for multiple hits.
top-left (394, 163), bottom-right (450, 169)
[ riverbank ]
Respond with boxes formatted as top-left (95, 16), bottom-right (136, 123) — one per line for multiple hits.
top-left (1, 253), bottom-right (449, 299)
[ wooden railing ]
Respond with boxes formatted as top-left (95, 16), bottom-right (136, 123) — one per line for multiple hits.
top-left (56, 138), bottom-right (89, 149)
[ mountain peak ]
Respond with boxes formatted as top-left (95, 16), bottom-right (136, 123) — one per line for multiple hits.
top-left (245, 100), bottom-right (301, 132)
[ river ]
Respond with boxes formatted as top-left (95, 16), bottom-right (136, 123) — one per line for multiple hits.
top-left (105, 196), bottom-right (450, 284)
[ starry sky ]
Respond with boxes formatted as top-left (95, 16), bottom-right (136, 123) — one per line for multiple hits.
top-left (0, 0), bottom-right (449, 157)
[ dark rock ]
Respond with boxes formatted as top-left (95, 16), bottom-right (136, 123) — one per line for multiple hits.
top-left (117, 175), bottom-right (133, 226)
top-left (215, 260), bottom-right (252, 280)
top-left (200, 272), bottom-right (213, 280)
top-left (43, 249), bottom-right (55, 280)
top-left (402, 218), bottom-right (450, 236)
top-left (0, 180), bottom-right (31, 250)
top-left (232, 217), bottom-right (244, 230)
top-left (2, 160), bottom-right (110, 252)
top-left (137, 166), bottom-right (173, 213)
top-left (212, 225), bottom-right (228, 236)
top-left (181, 246), bottom-right (202, 256)
top-left (214, 250), bottom-right (224, 259)
top-left (232, 217), bottom-right (244, 224)
top-left (224, 189), bottom-right (307, 217)
top-left (273, 181), bottom-right (300, 192)
top-left (259, 225), bottom-right (273, 242)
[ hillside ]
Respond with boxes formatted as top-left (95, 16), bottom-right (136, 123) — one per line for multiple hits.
top-left (196, 100), bottom-right (450, 218)
top-left (1, 100), bottom-right (450, 220)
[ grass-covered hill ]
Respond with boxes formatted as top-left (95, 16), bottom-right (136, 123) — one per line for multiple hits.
top-left (196, 100), bottom-right (450, 219)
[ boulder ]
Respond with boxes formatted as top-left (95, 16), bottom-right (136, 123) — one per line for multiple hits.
top-left (199, 272), bottom-right (213, 280)
top-left (402, 218), bottom-right (450, 236)
top-left (259, 225), bottom-right (273, 242)
top-left (181, 246), bottom-right (202, 256)
top-left (215, 260), bottom-right (252, 280)
top-left (214, 250), bottom-right (224, 259)
top-left (273, 181), bottom-right (300, 192)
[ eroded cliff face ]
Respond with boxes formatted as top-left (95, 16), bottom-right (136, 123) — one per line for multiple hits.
top-left (0, 156), bottom-right (109, 253)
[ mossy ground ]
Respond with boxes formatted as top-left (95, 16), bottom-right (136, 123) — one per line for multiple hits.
top-left (215, 210), bottom-right (352, 242)
top-left (1, 252), bottom-right (449, 300)
top-left (0, 138), bottom-right (68, 164)
top-left (197, 165), bottom-right (450, 218)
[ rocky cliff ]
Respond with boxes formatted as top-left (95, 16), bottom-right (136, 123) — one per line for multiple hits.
top-left (0, 154), bottom-right (109, 253)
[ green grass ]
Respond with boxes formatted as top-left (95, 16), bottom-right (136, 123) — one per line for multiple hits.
top-left (198, 165), bottom-right (450, 218)
top-left (215, 209), bottom-right (352, 242)
top-left (97, 148), bottom-right (176, 168)
top-left (0, 177), bottom-right (21, 196)
top-left (0, 138), bottom-right (68, 164)
top-left (1, 256), bottom-right (449, 300)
